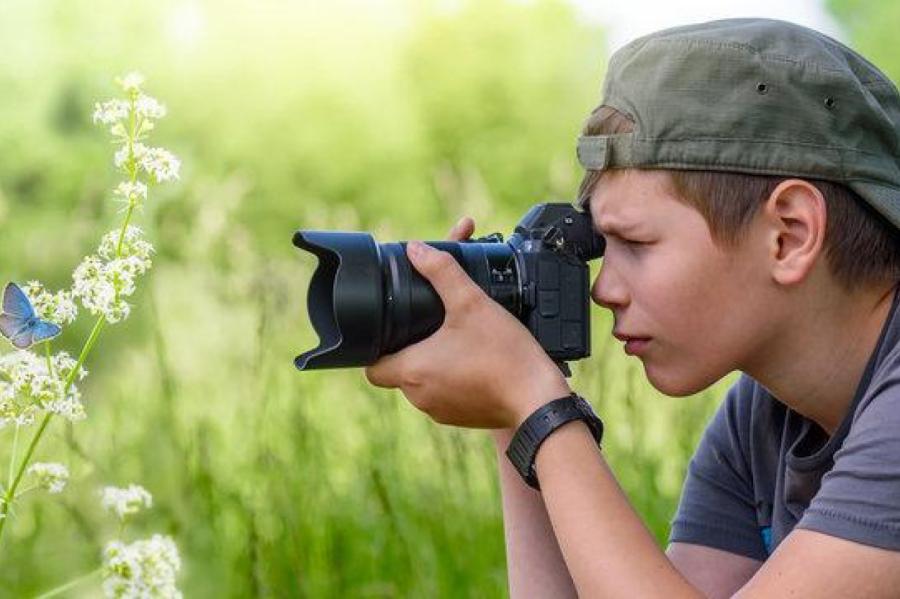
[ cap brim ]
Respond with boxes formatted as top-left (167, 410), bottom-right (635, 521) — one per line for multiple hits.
top-left (847, 180), bottom-right (900, 231)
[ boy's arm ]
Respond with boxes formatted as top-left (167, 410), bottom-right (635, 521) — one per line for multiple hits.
top-left (531, 418), bottom-right (705, 597)
top-left (491, 428), bottom-right (578, 598)
top-left (526, 401), bottom-right (900, 598)
top-left (666, 542), bottom-right (762, 599)
top-left (493, 428), bottom-right (764, 599)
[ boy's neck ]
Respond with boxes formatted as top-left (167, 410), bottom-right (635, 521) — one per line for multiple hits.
top-left (745, 282), bottom-right (897, 437)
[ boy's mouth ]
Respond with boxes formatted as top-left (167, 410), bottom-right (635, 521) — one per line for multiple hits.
top-left (612, 330), bottom-right (650, 342)
top-left (613, 331), bottom-right (652, 356)
top-left (623, 338), bottom-right (651, 356)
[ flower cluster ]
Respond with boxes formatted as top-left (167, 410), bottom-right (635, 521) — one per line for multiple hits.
top-left (114, 143), bottom-right (180, 184)
top-left (98, 225), bottom-right (155, 268)
top-left (95, 71), bottom-right (180, 187)
top-left (98, 481), bottom-right (182, 597)
top-left (112, 181), bottom-right (148, 214)
top-left (92, 100), bottom-right (130, 126)
top-left (0, 350), bottom-right (87, 426)
top-left (101, 484), bottom-right (153, 520)
top-left (93, 75), bottom-right (167, 130)
top-left (72, 226), bottom-right (154, 324)
top-left (26, 462), bottom-right (69, 494)
top-left (0, 72), bottom-right (183, 597)
top-left (20, 281), bottom-right (78, 326)
top-left (102, 534), bottom-right (182, 599)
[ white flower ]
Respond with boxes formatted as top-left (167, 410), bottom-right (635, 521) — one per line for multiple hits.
top-left (137, 146), bottom-right (180, 183)
top-left (72, 228), bottom-right (153, 324)
top-left (27, 462), bottom-right (69, 494)
top-left (43, 392), bottom-right (87, 421)
top-left (0, 377), bottom-right (37, 427)
top-left (0, 350), bottom-right (87, 427)
top-left (51, 351), bottom-right (88, 382)
top-left (135, 94), bottom-right (166, 120)
top-left (72, 256), bottom-right (123, 323)
top-left (21, 280), bottom-right (78, 326)
top-left (93, 99), bottom-right (130, 125)
top-left (117, 72), bottom-right (145, 95)
top-left (101, 484), bottom-right (153, 520)
top-left (72, 238), bottom-right (152, 324)
top-left (113, 140), bottom-right (181, 183)
top-left (98, 226), bottom-right (154, 270)
top-left (113, 144), bottom-right (133, 169)
top-left (113, 181), bottom-right (148, 203)
top-left (115, 143), bottom-right (181, 183)
top-left (102, 534), bottom-right (182, 599)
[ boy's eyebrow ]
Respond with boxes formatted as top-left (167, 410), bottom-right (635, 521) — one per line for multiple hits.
top-left (593, 214), bottom-right (639, 237)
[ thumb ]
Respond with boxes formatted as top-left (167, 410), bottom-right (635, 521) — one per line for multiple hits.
top-left (406, 240), bottom-right (483, 311)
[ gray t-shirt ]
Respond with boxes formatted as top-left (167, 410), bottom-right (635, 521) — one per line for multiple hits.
top-left (669, 284), bottom-right (900, 561)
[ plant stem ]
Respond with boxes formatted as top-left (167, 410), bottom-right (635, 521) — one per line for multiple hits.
top-left (0, 90), bottom-right (140, 549)
top-left (7, 424), bottom-right (19, 492)
top-left (115, 93), bottom-right (139, 258)
top-left (33, 567), bottom-right (101, 599)
top-left (0, 316), bottom-right (106, 545)
top-left (0, 413), bottom-right (50, 542)
top-left (13, 484), bottom-right (37, 500)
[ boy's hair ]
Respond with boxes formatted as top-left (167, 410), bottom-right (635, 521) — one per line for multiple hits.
top-left (577, 105), bottom-right (900, 292)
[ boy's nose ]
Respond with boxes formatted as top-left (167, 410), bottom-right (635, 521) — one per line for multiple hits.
top-left (591, 263), bottom-right (629, 310)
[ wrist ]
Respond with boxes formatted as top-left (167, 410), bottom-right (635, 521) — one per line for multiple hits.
top-left (506, 369), bottom-right (571, 429)
top-left (490, 427), bottom-right (514, 448)
top-left (504, 392), bottom-right (604, 491)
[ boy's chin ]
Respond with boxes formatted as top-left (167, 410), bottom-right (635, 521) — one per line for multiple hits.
top-left (643, 363), bottom-right (724, 397)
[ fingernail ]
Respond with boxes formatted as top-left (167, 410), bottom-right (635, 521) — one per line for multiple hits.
top-left (408, 240), bottom-right (426, 258)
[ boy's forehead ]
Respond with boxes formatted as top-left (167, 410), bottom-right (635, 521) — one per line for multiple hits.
top-left (587, 170), bottom-right (666, 226)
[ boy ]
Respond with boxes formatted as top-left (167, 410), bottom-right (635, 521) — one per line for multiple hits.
top-left (365, 18), bottom-right (900, 597)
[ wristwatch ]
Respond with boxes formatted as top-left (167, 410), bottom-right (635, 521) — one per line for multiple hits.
top-left (505, 392), bottom-right (604, 491)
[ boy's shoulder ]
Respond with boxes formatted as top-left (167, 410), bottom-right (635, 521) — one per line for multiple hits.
top-left (708, 290), bottom-right (900, 555)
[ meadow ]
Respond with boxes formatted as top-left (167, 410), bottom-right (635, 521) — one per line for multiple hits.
top-left (0, 0), bottom-right (890, 596)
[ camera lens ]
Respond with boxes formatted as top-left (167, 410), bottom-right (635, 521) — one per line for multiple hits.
top-left (292, 231), bottom-right (518, 370)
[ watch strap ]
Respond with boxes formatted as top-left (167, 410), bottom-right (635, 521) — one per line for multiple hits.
top-left (505, 393), bottom-right (604, 491)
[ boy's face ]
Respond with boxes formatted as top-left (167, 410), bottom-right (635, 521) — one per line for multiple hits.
top-left (588, 168), bottom-right (771, 396)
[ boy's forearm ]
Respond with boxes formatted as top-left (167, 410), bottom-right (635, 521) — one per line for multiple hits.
top-left (531, 418), bottom-right (704, 598)
top-left (491, 429), bottom-right (578, 599)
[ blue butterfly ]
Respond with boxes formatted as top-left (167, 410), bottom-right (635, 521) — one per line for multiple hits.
top-left (0, 282), bottom-right (62, 350)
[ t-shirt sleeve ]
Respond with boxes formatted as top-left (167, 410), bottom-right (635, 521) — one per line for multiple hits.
top-left (668, 375), bottom-right (769, 561)
top-left (797, 370), bottom-right (900, 550)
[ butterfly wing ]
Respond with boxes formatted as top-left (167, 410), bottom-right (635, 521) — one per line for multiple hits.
top-left (0, 285), bottom-right (60, 349)
top-left (6, 323), bottom-right (35, 349)
top-left (2, 283), bottom-right (35, 320)
top-left (30, 321), bottom-right (61, 344)
top-left (0, 313), bottom-right (30, 346)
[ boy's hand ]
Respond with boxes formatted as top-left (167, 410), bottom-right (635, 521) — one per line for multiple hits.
top-left (364, 216), bottom-right (571, 430)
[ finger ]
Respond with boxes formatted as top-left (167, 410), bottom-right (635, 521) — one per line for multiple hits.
top-left (365, 351), bottom-right (406, 389)
top-left (406, 240), bottom-right (482, 312)
top-left (447, 216), bottom-right (476, 242)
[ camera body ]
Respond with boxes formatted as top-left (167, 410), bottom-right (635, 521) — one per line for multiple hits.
top-left (293, 202), bottom-right (605, 376)
top-left (483, 203), bottom-right (604, 371)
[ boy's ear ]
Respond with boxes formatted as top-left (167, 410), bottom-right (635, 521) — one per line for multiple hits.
top-left (762, 179), bottom-right (827, 286)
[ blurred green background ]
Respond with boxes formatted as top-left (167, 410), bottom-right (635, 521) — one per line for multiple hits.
top-left (0, 0), bottom-right (892, 596)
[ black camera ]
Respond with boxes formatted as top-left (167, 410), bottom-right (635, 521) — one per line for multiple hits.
top-left (292, 202), bottom-right (605, 376)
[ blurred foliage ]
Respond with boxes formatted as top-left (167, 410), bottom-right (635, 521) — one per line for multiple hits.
top-left (827, 0), bottom-right (900, 84)
top-left (0, 0), bottom-right (753, 596)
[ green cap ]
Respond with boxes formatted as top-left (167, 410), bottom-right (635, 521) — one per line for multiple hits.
top-left (576, 18), bottom-right (900, 229)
